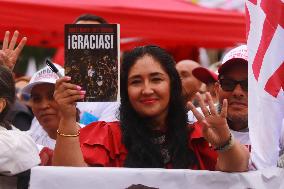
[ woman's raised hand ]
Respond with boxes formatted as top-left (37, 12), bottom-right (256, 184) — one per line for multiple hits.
top-left (187, 92), bottom-right (231, 149)
top-left (54, 77), bottom-right (85, 120)
top-left (0, 31), bottom-right (27, 70)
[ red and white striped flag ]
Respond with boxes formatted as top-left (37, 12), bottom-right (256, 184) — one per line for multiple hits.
top-left (246, 0), bottom-right (284, 168)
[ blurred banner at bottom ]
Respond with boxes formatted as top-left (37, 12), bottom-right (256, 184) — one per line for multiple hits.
top-left (29, 166), bottom-right (284, 189)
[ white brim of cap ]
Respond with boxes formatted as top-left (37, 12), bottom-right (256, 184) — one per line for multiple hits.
top-left (21, 81), bottom-right (56, 95)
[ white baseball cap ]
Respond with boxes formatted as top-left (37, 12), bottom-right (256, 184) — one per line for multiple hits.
top-left (218, 45), bottom-right (248, 75)
top-left (22, 64), bottom-right (64, 95)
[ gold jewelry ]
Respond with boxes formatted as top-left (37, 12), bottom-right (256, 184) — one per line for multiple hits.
top-left (56, 129), bottom-right (80, 137)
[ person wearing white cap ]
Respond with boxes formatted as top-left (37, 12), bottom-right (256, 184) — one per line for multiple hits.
top-left (22, 65), bottom-right (82, 151)
top-left (187, 45), bottom-right (250, 151)
top-left (214, 45), bottom-right (250, 148)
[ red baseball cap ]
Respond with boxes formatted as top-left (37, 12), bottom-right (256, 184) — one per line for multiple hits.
top-left (192, 67), bottom-right (218, 84)
top-left (218, 45), bottom-right (248, 75)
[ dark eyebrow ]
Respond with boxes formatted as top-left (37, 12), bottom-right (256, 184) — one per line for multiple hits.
top-left (128, 75), bottom-right (141, 80)
top-left (128, 72), bottom-right (165, 80)
top-left (150, 72), bottom-right (165, 77)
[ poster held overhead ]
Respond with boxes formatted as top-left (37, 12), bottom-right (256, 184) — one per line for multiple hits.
top-left (64, 24), bottom-right (120, 102)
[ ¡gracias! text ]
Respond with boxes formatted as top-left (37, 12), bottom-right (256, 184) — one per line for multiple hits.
top-left (67, 34), bottom-right (114, 50)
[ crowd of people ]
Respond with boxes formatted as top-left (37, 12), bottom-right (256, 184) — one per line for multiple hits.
top-left (1, 13), bottom-right (276, 187)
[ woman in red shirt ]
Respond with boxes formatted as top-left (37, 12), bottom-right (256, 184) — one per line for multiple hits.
top-left (53, 45), bottom-right (248, 172)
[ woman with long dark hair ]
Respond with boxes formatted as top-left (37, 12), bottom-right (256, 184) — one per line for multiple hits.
top-left (119, 45), bottom-right (196, 169)
top-left (53, 45), bottom-right (248, 172)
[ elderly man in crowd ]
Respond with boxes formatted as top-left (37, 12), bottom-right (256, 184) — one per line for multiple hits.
top-left (176, 60), bottom-right (202, 104)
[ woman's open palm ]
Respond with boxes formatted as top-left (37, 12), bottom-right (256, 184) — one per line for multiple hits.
top-left (187, 92), bottom-right (231, 148)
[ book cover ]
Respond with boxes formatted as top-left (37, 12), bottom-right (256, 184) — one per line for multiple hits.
top-left (64, 24), bottom-right (120, 102)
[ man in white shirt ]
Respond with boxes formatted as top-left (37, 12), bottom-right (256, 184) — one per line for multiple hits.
top-left (188, 45), bottom-right (250, 148)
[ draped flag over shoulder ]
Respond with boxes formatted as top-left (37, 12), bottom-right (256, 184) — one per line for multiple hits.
top-left (246, 0), bottom-right (284, 168)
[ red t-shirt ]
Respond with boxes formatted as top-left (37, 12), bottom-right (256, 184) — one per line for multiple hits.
top-left (79, 121), bottom-right (217, 170)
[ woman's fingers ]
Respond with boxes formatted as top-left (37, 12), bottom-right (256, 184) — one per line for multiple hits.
top-left (15, 37), bottom-right (27, 56)
top-left (54, 76), bottom-right (84, 104)
top-left (2, 31), bottom-right (26, 53)
top-left (206, 92), bottom-right (217, 115)
top-left (2, 31), bottom-right (10, 50)
top-left (55, 76), bottom-right (71, 86)
top-left (55, 77), bottom-right (75, 92)
top-left (220, 99), bottom-right (228, 118)
top-left (187, 101), bottom-right (204, 122)
top-left (195, 92), bottom-right (210, 117)
top-left (58, 88), bottom-right (85, 99)
top-left (56, 93), bottom-right (84, 105)
top-left (0, 51), bottom-right (5, 65)
top-left (8, 31), bottom-right (19, 50)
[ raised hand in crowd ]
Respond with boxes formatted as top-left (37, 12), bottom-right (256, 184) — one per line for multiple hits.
top-left (187, 92), bottom-right (249, 172)
top-left (0, 31), bottom-right (27, 70)
top-left (54, 76), bottom-right (85, 120)
top-left (188, 92), bottom-right (231, 148)
top-left (53, 76), bottom-right (87, 166)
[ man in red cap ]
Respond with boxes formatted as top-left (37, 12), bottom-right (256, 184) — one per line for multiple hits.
top-left (192, 64), bottom-right (219, 105)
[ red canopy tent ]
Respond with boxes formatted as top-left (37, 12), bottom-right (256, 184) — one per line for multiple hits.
top-left (0, 0), bottom-right (246, 50)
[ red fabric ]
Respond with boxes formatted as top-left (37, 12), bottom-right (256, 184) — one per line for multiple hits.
top-left (189, 123), bottom-right (217, 170)
top-left (39, 147), bottom-right (54, 166)
top-left (79, 121), bottom-right (127, 167)
top-left (52, 46), bottom-right (65, 66)
top-left (0, 0), bottom-right (245, 49)
top-left (79, 121), bottom-right (217, 170)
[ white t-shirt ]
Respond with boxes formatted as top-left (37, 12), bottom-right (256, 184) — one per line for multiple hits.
top-left (27, 118), bottom-right (56, 149)
top-left (0, 126), bottom-right (40, 176)
top-left (231, 129), bottom-right (250, 150)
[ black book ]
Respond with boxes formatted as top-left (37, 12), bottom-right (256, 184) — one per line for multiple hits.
top-left (65, 24), bottom-right (120, 102)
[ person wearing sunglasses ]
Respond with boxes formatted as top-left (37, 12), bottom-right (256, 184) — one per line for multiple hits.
top-left (214, 45), bottom-right (250, 150)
